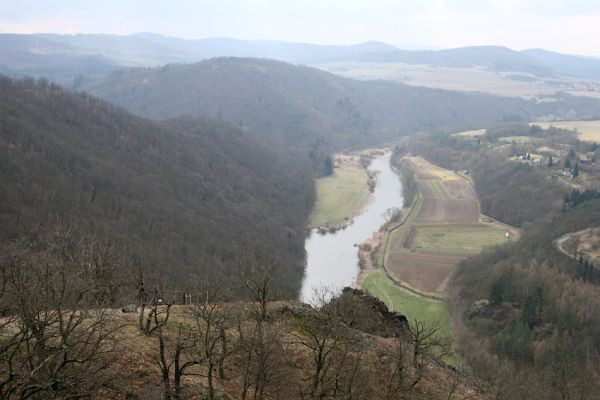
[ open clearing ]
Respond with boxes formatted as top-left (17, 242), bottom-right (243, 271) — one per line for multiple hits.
top-left (453, 128), bottom-right (485, 137)
top-left (363, 271), bottom-right (456, 365)
top-left (383, 156), bottom-right (507, 295)
top-left (309, 155), bottom-right (370, 228)
top-left (498, 135), bottom-right (533, 143)
top-left (314, 61), bottom-right (594, 99)
top-left (561, 227), bottom-right (600, 263)
top-left (411, 225), bottom-right (506, 254)
top-left (534, 120), bottom-right (600, 142)
top-left (362, 156), bottom-right (511, 366)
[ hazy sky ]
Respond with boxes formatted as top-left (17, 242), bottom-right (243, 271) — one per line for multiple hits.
top-left (1, 0), bottom-right (600, 55)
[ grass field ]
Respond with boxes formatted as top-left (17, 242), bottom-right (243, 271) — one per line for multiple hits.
top-left (309, 159), bottom-right (369, 228)
top-left (498, 135), bottom-right (533, 143)
top-left (405, 156), bottom-right (458, 181)
top-left (453, 128), bottom-right (485, 137)
top-left (534, 120), bottom-right (600, 142)
top-left (363, 271), bottom-right (457, 365)
top-left (411, 225), bottom-right (506, 254)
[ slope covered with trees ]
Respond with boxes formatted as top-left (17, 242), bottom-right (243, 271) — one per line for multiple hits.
top-left (0, 76), bottom-right (314, 296)
top-left (449, 198), bottom-right (600, 399)
top-left (77, 58), bottom-right (600, 173)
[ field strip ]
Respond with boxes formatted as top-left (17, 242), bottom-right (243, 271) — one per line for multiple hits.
top-left (371, 273), bottom-right (395, 311)
top-left (362, 155), bottom-right (520, 367)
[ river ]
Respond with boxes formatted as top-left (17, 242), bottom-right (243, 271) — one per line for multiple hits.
top-left (300, 152), bottom-right (404, 301)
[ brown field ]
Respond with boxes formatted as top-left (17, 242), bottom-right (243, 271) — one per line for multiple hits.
top-left (384, 156), bottom-right (508, 295)
top-left (413, 168), bottom-right (439, 180)
top-left (416, 199), bottom-right (444, 223)
top-left (387, 251), bottom-right (466, 292)
top-left (443, 200), bottom-right (480, 222)
top-left (443, 179), bottom-right (477, 199)
top-left (413, 173), bottom-right (479, 224)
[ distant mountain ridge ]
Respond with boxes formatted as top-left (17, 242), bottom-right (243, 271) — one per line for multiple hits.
top-left (2, 33), bottom-right (600, 83)
top-left (78, 57), bottom-right (600, 162)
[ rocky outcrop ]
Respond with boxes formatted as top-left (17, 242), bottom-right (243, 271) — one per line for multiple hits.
top-left (326, 287), bottom-right (409, 337)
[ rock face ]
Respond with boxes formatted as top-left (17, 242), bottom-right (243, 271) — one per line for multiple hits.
top-left (121, 304), bottom-right (137, 313)
top-left (327, 287), bottom-right (409, 337)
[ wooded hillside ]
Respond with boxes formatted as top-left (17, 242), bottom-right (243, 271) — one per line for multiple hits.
top-left (0, 76), bottom-right (314, 296)
top-left (77, 58), bottom-right (600, 173)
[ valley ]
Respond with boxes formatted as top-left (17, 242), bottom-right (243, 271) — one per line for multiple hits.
top-left (316, 61), bottom-right (600, 100)
top-left (303, 150), bottom-right (519, 367)
top-left (3, 16), bottom-right (600, 398)
top-left (383, 156), bottom-right (513, 296)
top-left (301, 151), bottom-right (402, 301)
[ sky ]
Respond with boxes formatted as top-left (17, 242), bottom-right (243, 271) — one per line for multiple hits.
top-left (1, 0), bottom-right (599, 56)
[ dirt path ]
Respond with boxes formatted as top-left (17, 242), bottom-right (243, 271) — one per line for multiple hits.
top-left (554, 233), bottom-right (576, 259)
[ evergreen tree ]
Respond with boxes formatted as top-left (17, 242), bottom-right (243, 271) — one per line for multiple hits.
top-left (324, 156), bottom-right (334, 176)
top-left (490, 278), bottom-right (505, 305)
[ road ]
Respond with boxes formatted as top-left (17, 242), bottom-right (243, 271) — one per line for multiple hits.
top-left (554, 233), bottom-right (576, 260)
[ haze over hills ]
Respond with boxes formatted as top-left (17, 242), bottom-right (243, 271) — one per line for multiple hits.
top-left (4, 0), bottom-right (600, 396)
top-left (3, 33), bottom-right (600, 85)
top-left (0, 76), bottom-right (314, 296)
top-left (522, 48), bottom-right (600, 80)
top-left (76, 57), bottom-right (600, 173)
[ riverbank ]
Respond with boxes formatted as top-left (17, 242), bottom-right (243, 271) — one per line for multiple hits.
top-left (301, 152), bottom-right (402, 301)
top-left (308, 153), bottom-right (372, 230)
top-left (358, 155), bottom-right (519, 366)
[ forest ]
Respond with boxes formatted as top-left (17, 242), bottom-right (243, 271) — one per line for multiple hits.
top-left (76, 58), bottom-right (600, 174)
top-left (0, 76), bottom-right (314, 297)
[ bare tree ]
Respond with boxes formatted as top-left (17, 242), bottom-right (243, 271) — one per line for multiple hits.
top-left (135, 261), bottom-right (147, 331)
top-left (235, 259), bottom-right (289, 400)
top-left (0, 227), bottom-right (125, 399)
top-left (151, 303), bottom-right (173, 400)
top-left (378, 340), bottom-right (410, 400)
top-left (152, 320), bottom-right (207, 400)
top-left (408, 319), bottom-right (452, 388)
top-left (290, 287), bottom-right (359, 400)
top-left (190, 278), bottom-right (235, 400)
top-left (144, 279), bottom-right (171, 336)
top-left (242, 255), bottom-right (277, 324)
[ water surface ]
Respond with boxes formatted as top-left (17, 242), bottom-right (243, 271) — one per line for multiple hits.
top-left (300, 152), bottom-right (404, 301)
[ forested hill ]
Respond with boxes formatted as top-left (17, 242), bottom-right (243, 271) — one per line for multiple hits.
top-left (78, 58), bottom-right (600, 158)
top-left (0, 76), bottom-right (314, 296)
